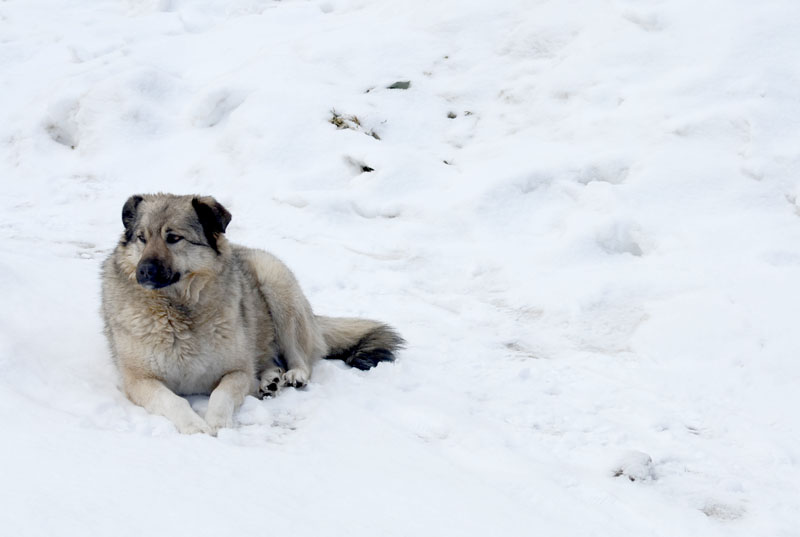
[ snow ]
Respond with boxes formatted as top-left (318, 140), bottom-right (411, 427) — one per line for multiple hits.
top-left (1, 0), bottom-right (799, 535)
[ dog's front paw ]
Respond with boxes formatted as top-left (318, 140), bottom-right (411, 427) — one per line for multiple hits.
top-left (283, 368), bottom-right (309, 388)
top-left (176, 416), bottom-right (213, 435)
top-left (205, 411), bottom-right (234, 436)
top-left (205, 401), bottom-right (235, 434)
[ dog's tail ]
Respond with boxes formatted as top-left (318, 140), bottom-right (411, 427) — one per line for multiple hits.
top-left (316, 316), bottom-right (405, 370)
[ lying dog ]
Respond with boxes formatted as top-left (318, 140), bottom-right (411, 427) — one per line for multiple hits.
top-left (101, 193), bottom-right (403, 434)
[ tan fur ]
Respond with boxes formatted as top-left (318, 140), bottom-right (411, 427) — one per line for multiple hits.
top-left (102, 193), bottom-right (403, 435)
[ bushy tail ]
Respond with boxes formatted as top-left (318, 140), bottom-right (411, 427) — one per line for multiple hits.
top-left (316, 316), bottom-right (405, 370)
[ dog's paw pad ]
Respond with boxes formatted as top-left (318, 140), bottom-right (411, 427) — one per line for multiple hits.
top-left (260, 381), bottom-right (280, 398)
top-left (259, 367), bottom-right (285, 398)
top-left (283, 369), bottom-right (309, 388)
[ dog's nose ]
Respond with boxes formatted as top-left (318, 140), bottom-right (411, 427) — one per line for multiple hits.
top-left (137, 259), bottom-right (161, 281)
top-left (136, 259), bottom-right (174, 288)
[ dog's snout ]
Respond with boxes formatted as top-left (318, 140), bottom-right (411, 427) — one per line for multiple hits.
top-left (137, 259), bottom-right (162, 281)
top-left (136, 259), bottom-right (179, 289)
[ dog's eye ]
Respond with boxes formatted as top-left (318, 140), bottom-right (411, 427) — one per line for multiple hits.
top-left (137, 234), bottom-right (146, 244)
top-left (166, 234), bottom-right (183, 244)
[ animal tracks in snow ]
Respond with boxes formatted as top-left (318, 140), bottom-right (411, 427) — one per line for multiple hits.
top-left (192, 89), bottom-right (248, 128)
top-left (43, 99), bottom-right (80, 149)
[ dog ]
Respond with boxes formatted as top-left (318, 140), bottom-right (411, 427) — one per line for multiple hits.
top-left (101, 193), bottom-right (404, 435)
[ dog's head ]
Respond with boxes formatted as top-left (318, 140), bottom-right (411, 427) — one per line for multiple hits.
top-left (118, 194), bottom-right (231, 291)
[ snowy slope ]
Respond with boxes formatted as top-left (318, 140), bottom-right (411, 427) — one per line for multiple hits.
top-left (1, 0), bottom-right (799, 535)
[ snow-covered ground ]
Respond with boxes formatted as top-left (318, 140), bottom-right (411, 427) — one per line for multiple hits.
top-left (1, 0), bottom-right (799, 534)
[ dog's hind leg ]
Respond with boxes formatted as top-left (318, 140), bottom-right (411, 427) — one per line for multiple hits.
top-left (241, 249), bottom-right (327, 389)
top-left (205, 370), bottom-right (253, 434)
top-left (123, 375), bottom-right (212, 435)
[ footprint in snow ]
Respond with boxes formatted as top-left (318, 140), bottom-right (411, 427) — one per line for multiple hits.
top-left (573, 162), bottom-right (629, 185)
top-left (701, 501), bottom-right (745, 521)
top-left (597, 221), bottom-right (645, 257)
top-left (192, 89), bottom-right (247, 128)
top-left (622, 11), bottom-right (665, 32)
top-left (44, 99), bottom-right (80, 149)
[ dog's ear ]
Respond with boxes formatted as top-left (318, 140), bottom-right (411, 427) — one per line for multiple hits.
top-left (121, 195), bottom-right (144, 244)
top-left (192, 196), bottom-right (232, 253)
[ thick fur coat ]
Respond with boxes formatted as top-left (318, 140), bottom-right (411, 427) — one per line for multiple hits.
top-left (101, 193), bottom-right (403, 434)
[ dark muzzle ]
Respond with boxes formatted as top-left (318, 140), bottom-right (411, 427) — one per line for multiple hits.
top-left (136, 258), bottom-right (180, 289)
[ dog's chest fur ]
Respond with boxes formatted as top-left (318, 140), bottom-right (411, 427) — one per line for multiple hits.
top-left (128, 294), bottom-right (251, 394)
top-left (103, 240), bottom-right (278, 397)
